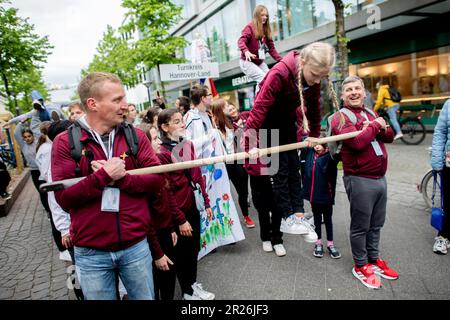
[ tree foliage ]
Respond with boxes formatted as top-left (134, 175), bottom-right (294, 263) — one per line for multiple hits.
top-left (0, 0), bottom-right (53, 112)
top-left (84, 0), bottom-right (187, 87)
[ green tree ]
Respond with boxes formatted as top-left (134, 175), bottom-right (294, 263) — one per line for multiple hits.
top-left (84, 0), bottom-right (187, 88)
top-left (83, 25), bottom-right (139, 86)
top-left (0, 0), bottom-right (53, 113)
top-left (332, 0), bottom-right (350, 82)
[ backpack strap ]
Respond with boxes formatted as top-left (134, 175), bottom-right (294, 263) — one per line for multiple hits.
top-left (338, 107), bottom-right (357, 125)
top-left (121, 122), bottom-right (139, 157)
top-left (68, 122), bottom-right (83, 177)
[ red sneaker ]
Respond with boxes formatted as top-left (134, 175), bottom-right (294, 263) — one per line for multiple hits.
top-left (244, 216), bottom-right (255, 228)
top-left (352, 264), bottom-right (382, 289)
top-left (369, 258), bottom-right (399, 280)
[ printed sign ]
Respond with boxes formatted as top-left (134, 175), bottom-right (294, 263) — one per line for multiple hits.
top-left (159, 63), bottom-right (219, 81)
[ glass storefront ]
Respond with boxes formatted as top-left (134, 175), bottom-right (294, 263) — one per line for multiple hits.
top-left (349, 46), bottom-right (450, 103)
top-left (182, 0), bottom-right (388, 64)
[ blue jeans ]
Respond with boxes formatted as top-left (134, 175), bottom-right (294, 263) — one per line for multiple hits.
top-left (75, 238), bottom-right (154, 300)
top-left (386, 104), bottom-right (401, 135)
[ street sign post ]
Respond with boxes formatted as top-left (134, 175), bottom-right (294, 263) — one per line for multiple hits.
top-left (159, 63), bottom-right (219, 81)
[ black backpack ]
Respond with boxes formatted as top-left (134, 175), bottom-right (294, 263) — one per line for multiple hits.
top-left (68, 121), bottom-right (139, 176)
top-left (388, 87), bottom-right (402, 103)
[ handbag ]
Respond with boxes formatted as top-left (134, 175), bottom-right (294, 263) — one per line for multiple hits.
top-left (431, 171), bottom-right (445, 231)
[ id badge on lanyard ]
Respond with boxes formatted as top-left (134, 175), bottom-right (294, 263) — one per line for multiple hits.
top-left (101, 187), bottom-right (120, 212)
top-left (361, 111), bottom-right (383, 157)
top-left (91, 129), bottom-right (121, 212)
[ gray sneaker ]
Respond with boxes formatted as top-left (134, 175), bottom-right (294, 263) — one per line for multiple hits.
top-left (327, 245), bottom-right (341, 259)
top-left (313, 244), bottom-right (324, 258)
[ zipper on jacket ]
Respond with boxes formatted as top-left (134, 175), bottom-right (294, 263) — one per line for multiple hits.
top-left (310, 154), bottom-right (318, 203)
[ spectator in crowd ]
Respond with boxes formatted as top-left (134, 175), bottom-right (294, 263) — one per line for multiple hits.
top-left (431, 99), bottom-right (450, 254)
top-left (158, 108), bottom-right (215, 300)
top-left (124, 103), bottom-right (138, 125)
top-left (68, 101), bottom-right (85, 122)
top-left (374, 81), bottom-right (403, 140)
top-left (175, 96), bottom-right (191, 116)
top-left (210, 99), bottom-right (255, 228)
top-left (0, 156), bottom-right (11, 200)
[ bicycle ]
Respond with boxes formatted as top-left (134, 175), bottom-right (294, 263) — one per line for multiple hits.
top-left (418, 148), bottom-right (440, 209)
top-left (0, 127), bottom-right (17, 169)
top-left (378, 107), bottom-right (426, 145)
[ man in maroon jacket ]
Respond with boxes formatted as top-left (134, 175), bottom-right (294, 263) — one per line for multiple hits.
top-left (52, 72), bottom-right (163, 300)
top-left (331, 76), bottom-right (399, 290)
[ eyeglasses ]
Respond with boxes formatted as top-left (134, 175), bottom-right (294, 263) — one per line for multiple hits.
top-left (205, 93), bottom-right (212, 97)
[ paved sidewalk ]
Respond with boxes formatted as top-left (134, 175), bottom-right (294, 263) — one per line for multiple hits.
top-left (1, 135), bottom-right (449, 300)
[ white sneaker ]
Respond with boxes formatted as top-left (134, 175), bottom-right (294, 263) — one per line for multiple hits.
top-left (295, 216), bottom-right (318, 243)
top-left (433, 236), bottom-right (448, 255)
top-left (262, 241), bottom-right (273, 252)
top-left (192, 282), bottom-right (215, 300)
top-left (394, 132), bottom-right (403, 140)
top-left (183, 293), bottom-right (201, 300)
top-left (59, 250), bottom-right (72, 262)
top-left (273, 244), bottom-right (286, 257)
top-left (280, 215), bottom-right (309, 234)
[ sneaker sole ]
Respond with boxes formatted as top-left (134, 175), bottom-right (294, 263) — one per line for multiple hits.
top-left (433, 249), bottom-right (448, 255)
top-left (245, 224), bottom-right (256, 228)
top-left (330, 254), bottom-right (341, 259)
top-left (301, 234), bottom-right (318, 243)
top-left (371, 266), bottom-right (399, 280)
top-left (313, 253), bottom-right (323, 258)
top-left (280, 227), bottom-right (309, 235)
top-left (275, 251), bottom-right (286, 257)
top-left (352, 268), bottom-right (382, 289)
top-left (374, 272), bottom-right (398, 280)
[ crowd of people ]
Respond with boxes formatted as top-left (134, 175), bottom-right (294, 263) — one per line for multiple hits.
top-left (0, 4), bottom-right (448, 300)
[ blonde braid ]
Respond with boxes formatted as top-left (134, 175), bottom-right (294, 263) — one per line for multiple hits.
top-left (328, 78), bottom-right (340, 112)
top-left (297, 59), bottom-right (309, 133)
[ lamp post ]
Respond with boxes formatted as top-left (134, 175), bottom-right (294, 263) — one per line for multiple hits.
top-left (143, 80), bottom-right (153, 107)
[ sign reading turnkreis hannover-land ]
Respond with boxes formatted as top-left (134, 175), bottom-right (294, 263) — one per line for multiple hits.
top-left (159, 63), bottom-right (219, 81)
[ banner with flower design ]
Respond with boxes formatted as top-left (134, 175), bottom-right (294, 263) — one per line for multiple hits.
top-left (198, 130), bottom-right (245, 260)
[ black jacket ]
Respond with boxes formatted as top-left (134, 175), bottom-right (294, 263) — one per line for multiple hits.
top-left (300, 148), bottom-right (338, 205)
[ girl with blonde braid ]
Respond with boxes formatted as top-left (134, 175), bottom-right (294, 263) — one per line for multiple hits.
top-left (243, 42), bottom-right (338, 256)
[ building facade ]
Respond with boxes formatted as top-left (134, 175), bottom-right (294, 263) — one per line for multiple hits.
top-left (132, 0), bottom-right (450, 124)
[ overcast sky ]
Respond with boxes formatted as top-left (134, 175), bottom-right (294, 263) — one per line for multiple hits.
top-left (10, 0), bottom-right (127, 86)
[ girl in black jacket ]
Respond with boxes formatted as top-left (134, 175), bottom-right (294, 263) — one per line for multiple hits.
top-left (301, 144), bottom-right (341, 259)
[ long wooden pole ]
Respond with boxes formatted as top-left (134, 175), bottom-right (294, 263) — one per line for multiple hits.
top-left (40, 131), bottom-right (361, 192)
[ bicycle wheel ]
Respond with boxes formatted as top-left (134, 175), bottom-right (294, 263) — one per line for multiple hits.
top-left (400, 118), bottom-right (426, 145)
top-left (420, 170), bottom-right (441, 209)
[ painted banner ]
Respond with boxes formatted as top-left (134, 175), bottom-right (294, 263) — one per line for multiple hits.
top-left (184, 109), bottom-right (245, 259)
top-left (197, 129), bottom-right (245, 259)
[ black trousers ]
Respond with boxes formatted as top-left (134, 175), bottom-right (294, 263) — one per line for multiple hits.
top-left (153, 228), bottom-right (176, 300)
top-left (312, 202), bottom-right (334, 242)
top-left (250, 175), bottom-right (283, 245)
top-left (0, 160), bottom-right (11, 194)
top-left (30, 170), bottom-right (50, 213)
top-left (271, 150), bottom-right (305, 218)
top-left (438, 167), bottom-right (450, 239)
top-left (175, 204), bottom-right (200, 295)
top-left (226, 163), bottom-right (249, 217)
